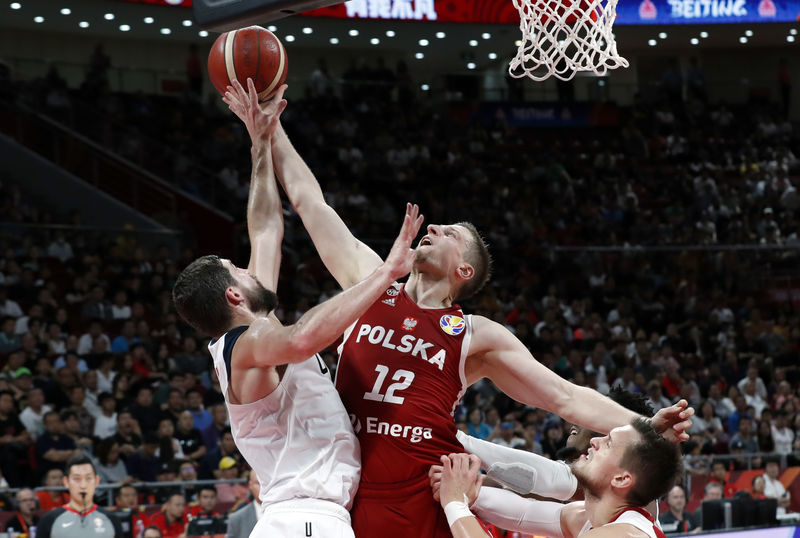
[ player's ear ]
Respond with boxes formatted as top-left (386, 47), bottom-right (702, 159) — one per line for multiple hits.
top-left (456, 263), bottom-right (475, 281)
top-left (225, 287), bottom-right (245, 306)
top-left (611, 470), bottom-right (633, 491)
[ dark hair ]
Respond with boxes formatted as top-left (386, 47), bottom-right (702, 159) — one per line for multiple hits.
top-left (98, 391), bottom-right (115, 405)
top-left (116, 484), bottom-right (137, 498)
top-left (59, 409), bottom-right (78, 422)
top-left (621, 417), bottom-right (681, 506)
top-left (195, 484), bottom-right (217, 496)
top-left (172, 255), bottom-right (235, 336)
top-left (452, 222), bottom-right (492, 302)
top-left (65, 454), bottom-right (96, 476)
top-left (608, 387), bottom-right (655, 418)
top-left (0, 390), bottom-right (13, 400)
top-left (95, 438), bottom-right (118, 466)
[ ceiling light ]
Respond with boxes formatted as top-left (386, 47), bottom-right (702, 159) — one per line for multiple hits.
top-left (370, 37), bottom-right (379, 44)
top-left (648, 39), bottom-right (657, 46)
top-left (415, 52), bottom-right (424, 59)
top-left (419, 38), bottom-right (429, 46)
top-left (348, 29), bottom-right (359, 36)
top-left (744, 29), bottom-right (753, 36)
top-left (791, 29), bottom-right (798, 35)
top-left (469, 39), bottom-right (478, 46)
top-left (488, 52), bottom-right (498, 59)
top-left (700, 31), bottom-right (709, 38)
top-left (267, 25), bottom-right (277, 31)
top-left (302, 26), bottom-right (312, 34)
top-left (10, 2), bottom-right (21, 9)
top-left (421, 84), bottom-right (430, 91)
top-left (515, 40), bottom-right (522, 47)
top-left (120, 24), bottom-right (130, 31)
top-left (598, 80), bottom-right (606, 86)
top-left (182, 19), bottom-right (192, 27)
top-left (60, 7), bottom-right (71, 15)
top-left (467, 62), bottom-right (476, 70)
top-left (788, 35), bottom-right (796, 42)
top-left (160, 27), bottom-right (171, 35)
top-left (104, 13), bottom-right (114, 20)
top-left (481, 32), bottom-right (491, 39)
top-left (436, 31), bottom-right (445, 38)
top-left (739, 36), bottom-right (747, 43)
top-left (33, 15), bottom-right (43, 22)
top-left (285, 34), bottom-right (295, 42)
top-left (198, 30), bottom-right (208, 37)
top-left (658, 32), bottom-right (667, 39)
top-left (144, 16), bottom-right (154, 23)
top-left (79, 21), bottom-right (89, 28)
top-left (690, 37), bottom-right (699, 45)
top-left (330, 37), bottom-right (339, 44)
top-left (386, 30), bottom-right (395, 37)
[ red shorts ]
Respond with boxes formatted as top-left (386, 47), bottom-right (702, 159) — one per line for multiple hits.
top-left (351, 475), bottom-right (451, 538)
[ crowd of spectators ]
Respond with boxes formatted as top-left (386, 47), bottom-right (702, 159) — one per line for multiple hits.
top-left (1, 49), bottom-right (800, 536)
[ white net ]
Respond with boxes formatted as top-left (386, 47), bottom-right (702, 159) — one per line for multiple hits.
top-left (510, 0), bottom-right (628, 82)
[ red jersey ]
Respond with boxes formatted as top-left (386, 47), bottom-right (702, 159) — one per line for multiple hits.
top-left (336, 284), bottom-right (469, 484)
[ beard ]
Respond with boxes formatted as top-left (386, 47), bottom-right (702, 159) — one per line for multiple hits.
top-left (245, 275), bottom-right (278, 315)
top-left (572, 460), bottom-right (605, 499)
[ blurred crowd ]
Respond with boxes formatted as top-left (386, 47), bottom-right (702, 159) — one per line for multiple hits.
top-left (0, 50), bottom-right (799, 537)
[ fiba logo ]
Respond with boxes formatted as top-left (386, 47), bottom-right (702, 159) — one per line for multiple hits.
top-left (639, 0), bottom-right (657, 19)
top-left (439, 315), bottom-right (465, 336)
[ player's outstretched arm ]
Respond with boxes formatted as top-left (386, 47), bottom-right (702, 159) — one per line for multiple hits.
top-left (271, 121), bottom-right (384, 290)
top-left (455, 430), bottom-right (577, 500)
top-left (223, 79), bottom-right (287, 288)
top-left (468, 316), bottom-right (642, 437)
top-left (238, 204), bottom-right (423, 367)
top-left (436, 454), bottom-right (490, 538)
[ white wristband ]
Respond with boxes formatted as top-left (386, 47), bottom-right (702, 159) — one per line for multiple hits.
top-left (444, 495), bottom-right (473, 527)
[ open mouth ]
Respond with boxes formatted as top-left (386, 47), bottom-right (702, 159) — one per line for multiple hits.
top-left (420, 237), bottom-right (432, 246)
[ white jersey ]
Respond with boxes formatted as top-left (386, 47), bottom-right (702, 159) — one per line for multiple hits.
top-left (579, 507), bottom-right (665, 538)
top-left (209, 325), bottom-right (361, 509)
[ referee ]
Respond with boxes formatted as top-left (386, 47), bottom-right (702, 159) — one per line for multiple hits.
top-left (37, 455), bottom-right (122, 537)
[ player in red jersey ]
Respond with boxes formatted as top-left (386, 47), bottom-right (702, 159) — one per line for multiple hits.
top-left (432, 418), bottom-right (678, 538)
top-left (263, 101), bottom-right (693, 536)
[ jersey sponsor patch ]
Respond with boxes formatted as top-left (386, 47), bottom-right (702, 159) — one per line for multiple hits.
top-left (382, 297), bottom-right (397, 307)
top-left (386, 287), bottom-right (400, 296)
top-left (440, 314), bottom-right (465, 335)
top-left (401, 317), bottom-right (418, 331)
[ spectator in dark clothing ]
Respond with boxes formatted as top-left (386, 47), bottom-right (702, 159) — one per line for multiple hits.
top-left (125, 433), bottom-right (162, 482)
top-left (129, 385), bottom-right (161, 434)
top-left (659, 485), bottom-right (697, 534)
top-left (176, 410), bottom-right (206, 462)
top-left (0, 390), bottom-right (31, 486)
top-left (111, 410), bottom-right (142, 460)
top-left (201, 403), bottom-right (228, 452)
top-left (3, 488), bottom-right (39, 533)
top-left (34, 410), bottom-right (79, 473)
top-left (199, 429), bottom-right (242, 479)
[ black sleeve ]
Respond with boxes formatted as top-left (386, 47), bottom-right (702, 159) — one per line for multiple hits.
top-left (36, 507), bottom-right (64, 538)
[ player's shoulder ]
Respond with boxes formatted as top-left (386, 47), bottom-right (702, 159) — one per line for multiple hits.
top-left (467, 314), bottom-right (516, 350)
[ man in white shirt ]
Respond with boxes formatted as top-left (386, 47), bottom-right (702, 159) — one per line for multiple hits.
top-left (0, 288), bottom-right (22, 318)
top-left (77, 320), bottom-right (111, 356)
top-left (93, 393), bottom-right (118, 439)
top-left (741, 380), bottom-right (766, 419)
top-left (737, 366), bottom-right (768, 400)
top-left (19, 387), bottom-right (51, 439)
top-left (763, 460), bottom-right (791, 516)
top-left (772, 410), bottom-right (795, 455)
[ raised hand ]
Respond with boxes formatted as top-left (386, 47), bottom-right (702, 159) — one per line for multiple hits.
top-left (651, 399), bottom-right (695, 443)
top-left (223, 78), bottom-right (287, 144)
top-left (383, 203), bottom-right (424, 281)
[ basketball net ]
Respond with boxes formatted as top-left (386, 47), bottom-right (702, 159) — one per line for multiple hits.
top-left (510, 0), bottom-right (628, 81)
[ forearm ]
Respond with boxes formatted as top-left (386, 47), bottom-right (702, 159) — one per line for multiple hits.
top-left (271, 123), bottom-right (326, 211)
top-left (472, 487), bottom-right (565, 537)
top-left (287, 265), bottom-right (395, 358)
top-left (456, 431), bottom-right (576, 500)
top-left (564, 385), bottom-right (639, 435)
top-left (247, 144), bottom-right (281, 236)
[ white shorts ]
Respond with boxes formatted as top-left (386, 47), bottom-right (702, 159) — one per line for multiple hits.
top-left (250, 498), bottom-right (354, 538)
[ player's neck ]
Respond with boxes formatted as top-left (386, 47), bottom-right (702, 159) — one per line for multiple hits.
top-left (227, 310), bottom-right (257, 333)
top-left (405, 273), bottom-right (454, 309)
top-left (583, 492), bottom-right (630, 529)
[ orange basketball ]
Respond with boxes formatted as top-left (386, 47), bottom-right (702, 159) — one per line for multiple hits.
top-left (208, 25), bottom-right (288, 102)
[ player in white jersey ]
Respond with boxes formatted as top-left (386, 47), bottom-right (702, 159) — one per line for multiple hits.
top-left (431, 418), bottom-right (678, 538)
top-left (172, 80), bottom-right (424, 537)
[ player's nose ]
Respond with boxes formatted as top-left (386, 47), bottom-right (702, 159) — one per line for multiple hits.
top-left (427, 224), bottom-right (439, 235)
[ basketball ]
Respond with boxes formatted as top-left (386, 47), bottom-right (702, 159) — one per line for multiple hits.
top-left (208, 26), bottom-right (288, 102)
